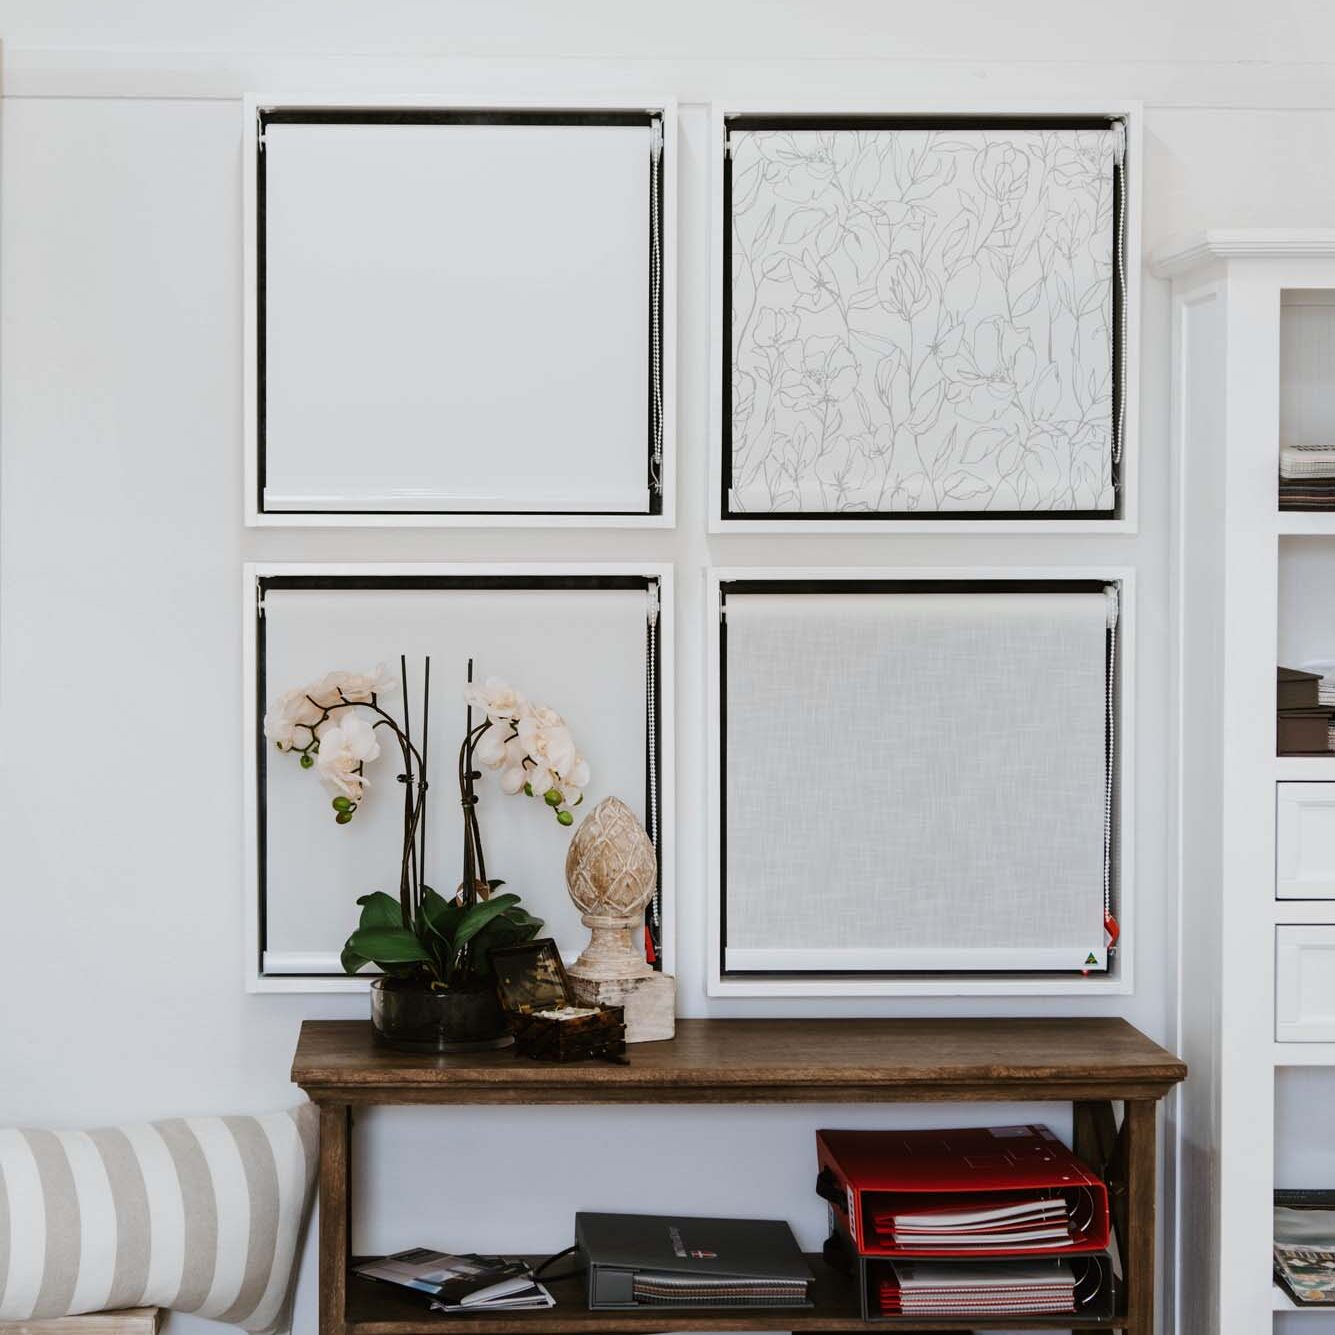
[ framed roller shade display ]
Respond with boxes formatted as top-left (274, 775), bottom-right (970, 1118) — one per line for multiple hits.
top-left (706, 569), bottom-right (1132, 997)
top-left (242, 564), bottom-right (673, 993)
top-left (243, 96), bottom-right (676, 526)
top-left (710, 104), bottom-right (1141, 532)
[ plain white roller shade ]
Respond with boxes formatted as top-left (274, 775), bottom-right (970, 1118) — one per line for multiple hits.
top-left (259, 583), bottom-right (654, 973)
top-left (722, 589), bottom-right (1112, 973)
top-left (262, 119), bottom-right (654, 513)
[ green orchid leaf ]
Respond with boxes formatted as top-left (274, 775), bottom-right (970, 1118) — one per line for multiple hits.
top-left (501, 906), bottom-right (544, 932)
top-left (344, 926), bottom-right (432, 965)
top-left (454, 894), bottom-right (521, 949)
top-left (340, 941), bottom-right (369, 975)
top-left (356, 891), bottom-right (405, 930)
top-left (467, 913), bottom-right (541, 973)
top-left (421, 886), bottom-right (464, 944)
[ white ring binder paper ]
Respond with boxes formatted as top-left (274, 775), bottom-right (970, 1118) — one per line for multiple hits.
top-left (717, 582), bottom-right (1118, 979)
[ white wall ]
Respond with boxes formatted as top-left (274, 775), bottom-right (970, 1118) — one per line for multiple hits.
top-left (6, 7), bottom-right (1335, 1332)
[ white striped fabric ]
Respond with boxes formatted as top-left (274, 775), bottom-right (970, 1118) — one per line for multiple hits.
top-left (0, 1104), bottom-right (317, 1334)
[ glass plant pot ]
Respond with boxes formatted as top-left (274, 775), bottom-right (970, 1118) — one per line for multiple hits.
top-left (369, 977), bottom-right (513, 1053)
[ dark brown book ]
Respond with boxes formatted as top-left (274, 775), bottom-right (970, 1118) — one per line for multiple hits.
top-left (1279, 667), bottom-right (1323, 711)
top-left (1278, 708), bottom-right (1334, 755)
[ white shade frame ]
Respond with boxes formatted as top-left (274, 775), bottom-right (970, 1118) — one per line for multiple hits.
top-left (242, 562), bottom-right (675, 993)
top-left (707, 100), bottom-right (1142, 534)
top-left (705, 566), bottom-right (1134, 997)
top-left (243, 94), bottom-right (678, 529)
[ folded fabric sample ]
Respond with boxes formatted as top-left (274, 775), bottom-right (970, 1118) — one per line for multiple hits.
top-left (1281, 446), bottom-right (1335, 480)
top-left (1280, 476), bottom-right (1335, 508)
top-left (0, 1103), bottom-right (318, 1333)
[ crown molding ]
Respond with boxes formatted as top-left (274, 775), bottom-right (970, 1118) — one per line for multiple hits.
top-left (1151, 228), bottom-right (1335, 278)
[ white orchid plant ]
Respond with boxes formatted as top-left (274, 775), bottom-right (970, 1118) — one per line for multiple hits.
top-left (264, 665), bottom-right (398, 816)
top-left (262, 661), bottom-right (584, 988)
top-left (464, 676), bottom-right (590, 826)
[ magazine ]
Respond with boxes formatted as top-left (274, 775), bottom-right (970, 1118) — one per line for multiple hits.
top-left (1274, 1194), bottom-right (1335, 1306)
top-left (353, 1249), bottom-right (554, 1311)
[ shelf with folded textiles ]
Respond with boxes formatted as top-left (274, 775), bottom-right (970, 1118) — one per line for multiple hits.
top-left (1279, 288), bottom-right (1335, 513)
top-left (1278, 537), bottom-right (1335, 757)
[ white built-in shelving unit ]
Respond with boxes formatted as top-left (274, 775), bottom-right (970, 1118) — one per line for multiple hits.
top-left (1156, 230), bottom-right (1335, 1332)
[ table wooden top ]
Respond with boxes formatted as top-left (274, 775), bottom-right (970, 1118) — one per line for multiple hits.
top-left (292, 1017), bottom-right (1185, 1105)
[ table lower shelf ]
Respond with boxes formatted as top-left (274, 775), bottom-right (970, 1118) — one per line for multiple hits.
top-left (343, 1255), bottom-right (1125, 1333)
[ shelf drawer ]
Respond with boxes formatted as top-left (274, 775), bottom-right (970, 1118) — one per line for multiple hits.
top-left (1277, 783), bottom-right (1335, 899)
top-left (1277, 925), bottom-right (1335, 1041)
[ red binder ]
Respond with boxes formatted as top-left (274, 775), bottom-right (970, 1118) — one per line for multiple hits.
top-left (816, 1125), bottom-right (1110, 1258)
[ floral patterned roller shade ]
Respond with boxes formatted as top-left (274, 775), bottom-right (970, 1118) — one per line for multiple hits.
top-left (726, 124), bottom-right (1123, 516)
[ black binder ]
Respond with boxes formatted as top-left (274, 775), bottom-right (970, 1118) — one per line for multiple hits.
top-left (576, 1211), bottom-right (813, 1310)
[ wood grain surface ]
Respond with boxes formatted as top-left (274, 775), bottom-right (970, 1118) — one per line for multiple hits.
top-left (0, 1312), bottom-right (162, 1335)
top-left (293, 1017), bottom-right (1186, 1105)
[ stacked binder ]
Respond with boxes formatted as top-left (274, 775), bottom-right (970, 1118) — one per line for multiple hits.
top-left (1302, 661), bottom-right (1335, 752)
top-left (877, 1259), bottom-right (1078, 1315)
top-left (817, 1125), bottom-right (1114, 1319)
top-left (577, 1212), bottom-right (813, 1311)
top-left (1278, 667), bottom-right (1334, 755)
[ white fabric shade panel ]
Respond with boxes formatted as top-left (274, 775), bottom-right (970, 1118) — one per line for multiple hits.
top-left (727, 124), bottom-right (1121, 516)
top-left (261, 119), bottom-right (656, 514)
top-left (258, 583), bottom-right (654, 973)
top-left (722, 589), bottom-right (1113, 974)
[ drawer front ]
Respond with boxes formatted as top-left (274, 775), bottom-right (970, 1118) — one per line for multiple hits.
top-left (1277, 783), bottom-right (1335, 899)
top-left (1277, 925), bottom-right (1335, 1042)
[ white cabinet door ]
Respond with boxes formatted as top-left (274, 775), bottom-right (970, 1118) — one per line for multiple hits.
top-left (1277, 925), bottom-right (1335, 1041)
top-left (1277, 783), bottom-right (1335, 899)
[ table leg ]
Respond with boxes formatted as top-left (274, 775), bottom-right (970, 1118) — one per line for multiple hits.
top-left (1122, 1099), bottom-right (1157, 1335)
top-left (1073, 1098), bottom-right (1119, 1180)
top-left (319, 1103), bottom-right (351, 1335)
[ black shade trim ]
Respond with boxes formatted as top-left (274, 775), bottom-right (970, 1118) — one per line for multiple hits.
top-left (254, 586), bottom-right (268, 979)
top-left (724, 508), bottom-right (1115, 523)
top-left (260, 108), bottom-right (657, 129)
top-left (726, 113), bottom-right (1120, 133)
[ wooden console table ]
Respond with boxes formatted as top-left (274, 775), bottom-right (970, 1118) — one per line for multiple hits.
top-left (292, 1017), bottom-right (1185, 1335)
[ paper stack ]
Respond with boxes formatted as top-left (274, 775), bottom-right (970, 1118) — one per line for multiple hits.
top-left (878, 1259), bottom-right (1076, 1316)
top-left (871, 1195), bottom-right (1075, 1252)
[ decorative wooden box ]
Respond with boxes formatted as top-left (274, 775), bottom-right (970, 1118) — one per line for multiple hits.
top-left (492, 938), bottom-right (626, 1062)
